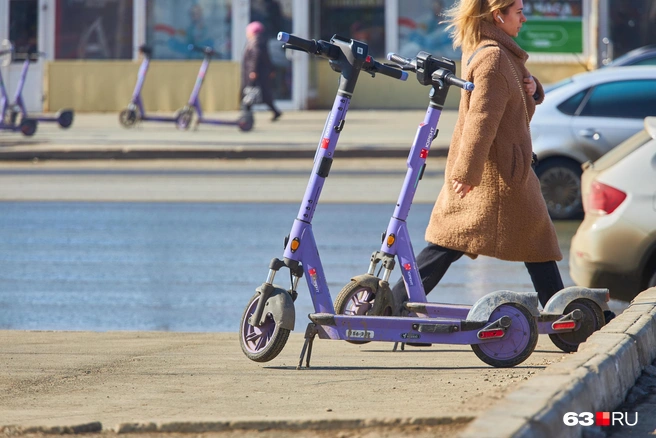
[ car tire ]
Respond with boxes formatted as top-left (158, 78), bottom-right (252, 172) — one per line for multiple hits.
top-left (535, 157), bottom-right (584, 220)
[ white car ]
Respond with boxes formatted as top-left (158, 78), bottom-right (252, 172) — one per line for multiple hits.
top-left (531, 66), bottom-right (656, 219)
top-left (569, 117), bottom-right (656, 301)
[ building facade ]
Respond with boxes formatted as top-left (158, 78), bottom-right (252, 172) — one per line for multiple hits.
top-left (1, 0), bottom-right (655, 112)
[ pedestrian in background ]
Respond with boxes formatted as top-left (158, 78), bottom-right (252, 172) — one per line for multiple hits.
top-left (392, 0), bottom-right (611, 318)
top-left (241, 21), bottom-right (282, 121)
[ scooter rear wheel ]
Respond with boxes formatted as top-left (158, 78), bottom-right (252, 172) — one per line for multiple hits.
top-left (58, 110), bottom-right (74, 129)
top-left (19, 118), bottom-right (37, 136)
top-left (549, 299), bottom-right (604, 353)
top-left (119, 109), bottom-right (138, 128)
top-left (471, 303), bottom-right (538, 368)
top-left (239, 292), bottom-right (290, 362)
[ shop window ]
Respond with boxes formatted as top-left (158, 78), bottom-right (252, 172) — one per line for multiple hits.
top-left (55, 0), bottom-right (134, 59)
top-left (9, 0), bottom-right (38, 62)
top-left (315, 0), bottom-right (385, 58)
top-left (609, 0), bottom-right (656, 58)
top-left (398, 0), bottom-right (459, 60)
top-left (145, 0), bottom-right (232, 60)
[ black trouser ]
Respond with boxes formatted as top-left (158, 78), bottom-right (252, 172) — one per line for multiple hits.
top-left (391, 243), bottom-right (564, 307)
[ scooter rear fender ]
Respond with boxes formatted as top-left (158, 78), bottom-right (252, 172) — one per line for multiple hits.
top-left (543, 286), bottom-right (610, 314)
top-left (467, 291), bottom-right (540, 322)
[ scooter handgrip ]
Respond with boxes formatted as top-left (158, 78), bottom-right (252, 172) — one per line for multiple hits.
top-left (374, 60), bottom-right (408, 81)
top-left (387, 52), bottom-right (412, 67)
top-left (446, 74), bottom-right (475, 91)
top-left (277, 32), bottom-right (317, 54)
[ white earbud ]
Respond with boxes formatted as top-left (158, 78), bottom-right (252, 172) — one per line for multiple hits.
top-left (497, 16), bottom-right (505, 23)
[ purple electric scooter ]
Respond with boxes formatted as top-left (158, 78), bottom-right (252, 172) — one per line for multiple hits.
top-left (240, 33), bottom-right (540, 369)
top-left (175, 45), bottom-right (253, 132)
top-left (334, 52), bottom-right (610, 356)
top-left (9, 51), bottom-right (73, 129)
top-left (0, 45), bottom-right (37, 136)
top-left (120, 45), bottom-right (181, 128)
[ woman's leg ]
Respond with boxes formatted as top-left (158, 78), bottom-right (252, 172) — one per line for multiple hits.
top-left (524, 261), bottom-right (564, 307)
top-left (392, 243), bottom-right (464, 300)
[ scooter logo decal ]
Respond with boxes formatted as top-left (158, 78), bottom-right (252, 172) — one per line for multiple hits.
top-left (321, 138), bottom-right (330, 149)
top-left (308, 267), bottom-right (321, 294)
top-left (401, 333), bottom-right (420, 339)
top-left (425, 127), bottom-right (435, 149)
top-left (346, 329), bottom-right (374, 339)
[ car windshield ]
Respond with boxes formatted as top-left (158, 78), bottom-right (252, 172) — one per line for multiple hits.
top-left (544, 78), bottom-right (573, 94)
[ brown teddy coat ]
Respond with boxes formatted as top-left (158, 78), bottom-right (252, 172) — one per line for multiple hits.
top-left (424, 21), bottom-right (562, 262)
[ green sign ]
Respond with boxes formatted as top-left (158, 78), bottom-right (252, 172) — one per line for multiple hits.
top-left (517, 19), bottom-right (583, 54)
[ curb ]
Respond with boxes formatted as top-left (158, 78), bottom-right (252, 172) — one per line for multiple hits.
top-left (460, 287), bottom-right (656, 438)
top-left (0, 148), bottom-right (450, 161)
top-left (0, 416), bottom-right (474, 436)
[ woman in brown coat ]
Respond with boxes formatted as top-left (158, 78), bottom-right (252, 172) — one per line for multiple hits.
top-left (393, 0), bottom-right (565, 308)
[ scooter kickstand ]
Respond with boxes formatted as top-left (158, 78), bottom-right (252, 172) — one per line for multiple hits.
top-left (297, 323), bottom-right (319, 370)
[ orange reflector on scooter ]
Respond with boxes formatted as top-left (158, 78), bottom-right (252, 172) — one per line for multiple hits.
top-left (386, 234), bottom-right (396, 247)
top-left (552, 321), bottom-right (577, 331)
top-left (290, 238), bottom-right (300, 252)
top-left (477, 329), bottom-right (505, 339)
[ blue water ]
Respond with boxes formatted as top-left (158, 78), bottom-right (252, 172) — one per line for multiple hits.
top-left (0, 202), bottom-right (584, 332)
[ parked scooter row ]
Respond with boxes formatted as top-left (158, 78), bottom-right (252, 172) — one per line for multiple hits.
top-left (120, 45), bottom-right (253, 132)
top-left (239, 32), bottom-right (610, 369)
top-left (0, 40), bottom-right (74, 136)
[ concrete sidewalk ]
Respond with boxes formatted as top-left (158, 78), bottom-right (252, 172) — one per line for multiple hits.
top-left (1, 288), bottom-right (655, 437)
top-left (0, 110), bottom-right (456, 161)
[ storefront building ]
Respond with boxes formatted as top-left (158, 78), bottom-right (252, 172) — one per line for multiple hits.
top-left (1, 0), bottom-right (655, 112)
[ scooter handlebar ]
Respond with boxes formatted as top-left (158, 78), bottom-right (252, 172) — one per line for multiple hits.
top-left (445, 74), bottom-right (475, 91)
top-left (278, 32), bottom-right (318, 55)
top-left (387, 52), bottom-right (414, 70)
top-left (367, 59), bottom-right (408, 81)
top-left (187, 44), bottom-right (216, 56)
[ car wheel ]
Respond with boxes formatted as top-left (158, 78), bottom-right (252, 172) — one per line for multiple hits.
top-left (535, 157), bottom-right (583, 220)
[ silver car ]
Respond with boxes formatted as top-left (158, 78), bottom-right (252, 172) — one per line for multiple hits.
top-left (531, 66), bottom-right (656, 219)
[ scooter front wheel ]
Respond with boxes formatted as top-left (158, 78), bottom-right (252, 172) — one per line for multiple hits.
top-left (335, 280), bottom-right (394, 345)
top-left (119, 109), bottom-right (138, 128)
top-left (239, 292), bottom-right (290, 362)
top-left (549, 299), bottom-right (604, 353)
top-left (237, 113), bottom-right (254, 132)
top-left (471, 303), bottom-right (538, 368)
top-left (176, 107), bottom-right (195, 130)
top-left (19, 118), bottom-right (37, 136)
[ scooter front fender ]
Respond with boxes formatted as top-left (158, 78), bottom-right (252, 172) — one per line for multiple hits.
top-left (255, 285), bottom-right (296, 331)
top-left (467, 290), bottom-right (540, 322)
top-left (543, 286), bottom-right (610, 314)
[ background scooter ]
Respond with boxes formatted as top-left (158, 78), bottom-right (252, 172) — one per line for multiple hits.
top-left (175, 45), bottom-right (253, 132)
top-left (9, 49), bottom-right (73, 129)
top-left (0, 41), bottom-right (37, 136)
top-left (119, 45), bottom-right (181, 128)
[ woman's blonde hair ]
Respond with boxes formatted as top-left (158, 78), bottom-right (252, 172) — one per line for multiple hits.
top-left (443, 0), bottom-right (516, 53)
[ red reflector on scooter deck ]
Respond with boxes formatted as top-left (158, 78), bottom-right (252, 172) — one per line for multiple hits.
top-left (478, 329), bottom-right (505, 339)
top-left (552, 321), bottom-right (577, 331)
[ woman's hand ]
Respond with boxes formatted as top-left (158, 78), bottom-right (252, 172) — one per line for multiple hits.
top-left (524, 75), bottom-right (536, 96)
top-left (249, 72), bottom-right (257, 80)
top-left (452, 179), bottom-right (472, 199)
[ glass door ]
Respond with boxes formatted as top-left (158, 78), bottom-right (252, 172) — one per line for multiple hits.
top-left (248, 0), bottom-right (308, 109)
